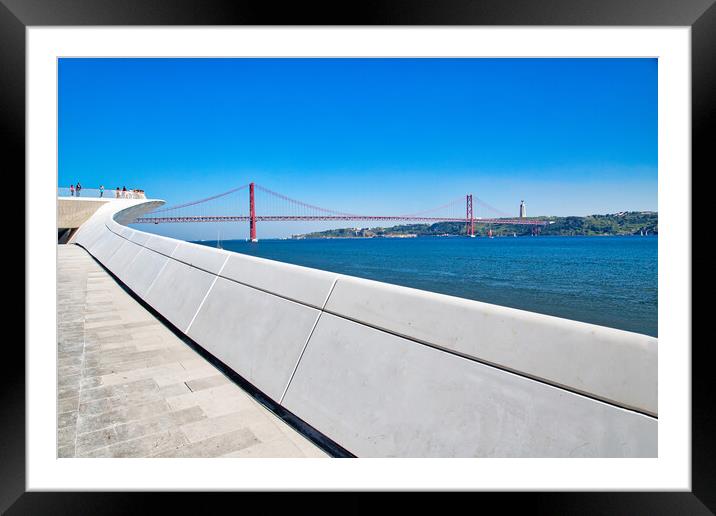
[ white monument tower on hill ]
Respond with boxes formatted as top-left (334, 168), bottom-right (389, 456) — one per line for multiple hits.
top-left (519, 200), bottom-right (526, 218)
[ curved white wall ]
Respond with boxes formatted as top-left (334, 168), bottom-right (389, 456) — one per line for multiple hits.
top-left (73, 199), bottom-right (658, 457)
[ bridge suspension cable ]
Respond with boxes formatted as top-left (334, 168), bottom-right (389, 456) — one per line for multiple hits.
top-left (474, 196), bottom-right (512, 219)
top-left (254, 184), bottom-right (360, 218)
top-left (150, 184), bottom-right (249, 214)
top-left (397, 196), bottom-right (465, 218)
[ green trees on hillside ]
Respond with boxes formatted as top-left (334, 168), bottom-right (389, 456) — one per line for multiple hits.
top-left (293, 212), bottom-right (658, 238)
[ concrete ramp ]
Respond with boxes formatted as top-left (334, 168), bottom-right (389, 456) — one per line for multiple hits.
top-left (73, 198), bottom-right (658, 457)
top-left (58, 197), bottom-right (108, 229)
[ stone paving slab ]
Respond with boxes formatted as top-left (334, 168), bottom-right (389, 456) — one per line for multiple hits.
top-left (57, 244), bottom-right (327, 458)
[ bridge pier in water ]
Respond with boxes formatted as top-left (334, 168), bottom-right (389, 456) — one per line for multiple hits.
top-left (249, 182), bottom-right (258, 242)
top-left (466, 194), bottom-right (475, 238)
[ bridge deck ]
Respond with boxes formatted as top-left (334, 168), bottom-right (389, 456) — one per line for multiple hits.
top-left (57, 244), bottom-right (327, 458)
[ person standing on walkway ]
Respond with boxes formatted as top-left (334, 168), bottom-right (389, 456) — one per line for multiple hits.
top-left (115, 187), bottom-right (120, 198)
top-left (122, 186), bottom-right (127, 198)
top-left (99, 185), bottom-right (104, 197)
top-left (69, 184), bottom-right (74, 196)
top-left (76, 182), bottom-right (82, 197)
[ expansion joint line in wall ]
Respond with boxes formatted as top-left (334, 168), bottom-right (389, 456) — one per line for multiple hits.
top-left (142, 242), bottom-right (179, 299)
top-left (98, 223), bottom-right (126, 264)
top-left (279, 277), bottom-right (339, 405)
top-left (184, 254), bottom-right (231, 334)
top-left (122, 239), bottom-right (145, 272)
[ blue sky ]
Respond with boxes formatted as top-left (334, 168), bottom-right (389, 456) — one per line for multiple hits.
top-left (59, 58), bottom-right (657, 240)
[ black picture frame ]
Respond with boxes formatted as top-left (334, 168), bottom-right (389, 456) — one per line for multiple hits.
top-left (4, 0), bottom-right (710, 512)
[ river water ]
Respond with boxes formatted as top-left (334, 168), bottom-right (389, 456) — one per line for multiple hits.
top-left (194, 235), bottom-right (657, 337)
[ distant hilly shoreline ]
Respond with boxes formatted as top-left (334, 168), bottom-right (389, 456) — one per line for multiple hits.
top-left (292, 211), bottom-right (658, 239)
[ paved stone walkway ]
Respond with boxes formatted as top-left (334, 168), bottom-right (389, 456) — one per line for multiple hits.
top-left (57, 244), bottom-right (327, 458)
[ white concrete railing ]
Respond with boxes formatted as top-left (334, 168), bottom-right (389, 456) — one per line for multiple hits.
top-left (73, 199), bottom-right (658, 457)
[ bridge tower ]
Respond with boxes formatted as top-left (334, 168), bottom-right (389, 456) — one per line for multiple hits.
top-left (249, 182), bottom-right (258, 242)
top-left (466, 194), bottom-right (475, 237)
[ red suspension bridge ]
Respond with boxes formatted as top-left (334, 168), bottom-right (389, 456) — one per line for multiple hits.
top-left (134, 182), bottom-right (547, 241)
